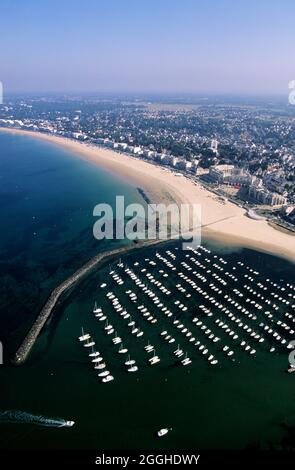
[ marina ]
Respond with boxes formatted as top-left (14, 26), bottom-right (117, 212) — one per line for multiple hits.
top-left (12, 240), bottom-right (163, 366)
top-left (77, 243), bottom-right (295, 384)
top-left (1, 239), bottom-right (295, 450)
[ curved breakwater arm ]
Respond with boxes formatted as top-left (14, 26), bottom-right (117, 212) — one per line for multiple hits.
top-left (12, 240), bottom-right (163, 366)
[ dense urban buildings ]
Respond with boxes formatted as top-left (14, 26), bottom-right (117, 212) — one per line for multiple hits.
top-left (0, 94), bottom-right (294, 222)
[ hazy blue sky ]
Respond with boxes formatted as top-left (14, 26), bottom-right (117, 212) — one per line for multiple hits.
top-left (1, 0), bottom-right (294, 95)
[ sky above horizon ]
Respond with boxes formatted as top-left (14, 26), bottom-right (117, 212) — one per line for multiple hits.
top-left (0, 0), bottom-right (294, 96)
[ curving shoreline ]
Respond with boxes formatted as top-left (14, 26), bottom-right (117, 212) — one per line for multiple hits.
top-left (3, 122), bottom-right (293, 364)
top-left (1, 127), bottom-right (294, 263)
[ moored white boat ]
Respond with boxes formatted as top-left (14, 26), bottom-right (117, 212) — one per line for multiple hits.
top-left (102, 375), bottom-right (114, 383)
top-left (157, 428), bottom-right (171, 437)
top-left (78, 327), bottom-right (90, 342)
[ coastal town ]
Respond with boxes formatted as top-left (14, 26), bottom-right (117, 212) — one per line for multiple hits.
top-left (2, 0), bottom-right (295, 459)
top-left (0, 95), bottom-right (295, 231)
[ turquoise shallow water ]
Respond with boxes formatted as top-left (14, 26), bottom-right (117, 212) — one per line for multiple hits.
top-left (0, 132), bottom-right (143, 353)
top-left (0, 133), bottom-right (295, 451)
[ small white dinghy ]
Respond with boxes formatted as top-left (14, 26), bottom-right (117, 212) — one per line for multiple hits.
top-left (102, 375), bottom-right (114, 383)
top-left (98, 370), bottom-right (110, 377)
top-left (157, 427), bottom-right (171, 437)
top-left (63, 420), bottom-right (75, 427)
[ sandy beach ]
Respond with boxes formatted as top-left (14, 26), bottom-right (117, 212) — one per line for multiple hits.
top-left (1, 127), bottom-right (294, 263)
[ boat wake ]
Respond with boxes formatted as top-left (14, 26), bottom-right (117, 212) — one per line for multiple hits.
top-left (0, 410), bottom-right (74, 428)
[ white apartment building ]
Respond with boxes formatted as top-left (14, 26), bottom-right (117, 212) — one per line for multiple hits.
top-left (248, 185), bottom-right (287, 206)
top-left (209, 164), bottom-right (254, 185)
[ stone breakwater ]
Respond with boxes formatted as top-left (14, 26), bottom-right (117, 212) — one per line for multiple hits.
top-left (12, 240), bottom-right (161, 365)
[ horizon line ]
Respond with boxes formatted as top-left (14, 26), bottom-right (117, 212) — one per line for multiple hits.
top-left (2, 90), bottom-right (291, 99)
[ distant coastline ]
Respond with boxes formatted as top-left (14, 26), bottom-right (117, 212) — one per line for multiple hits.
top-left (1, 127), bottom-right (295, 263)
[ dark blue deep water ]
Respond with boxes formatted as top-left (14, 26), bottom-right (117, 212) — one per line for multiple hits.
top-left (0, 132), bottom-right (294, 451)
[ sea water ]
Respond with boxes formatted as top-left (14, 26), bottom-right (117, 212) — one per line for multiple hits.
top-left (0, 132), bottom-right (294, 451)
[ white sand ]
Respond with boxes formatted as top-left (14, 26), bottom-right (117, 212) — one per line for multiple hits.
top-left (1, 128), bottom-right (294, 263)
